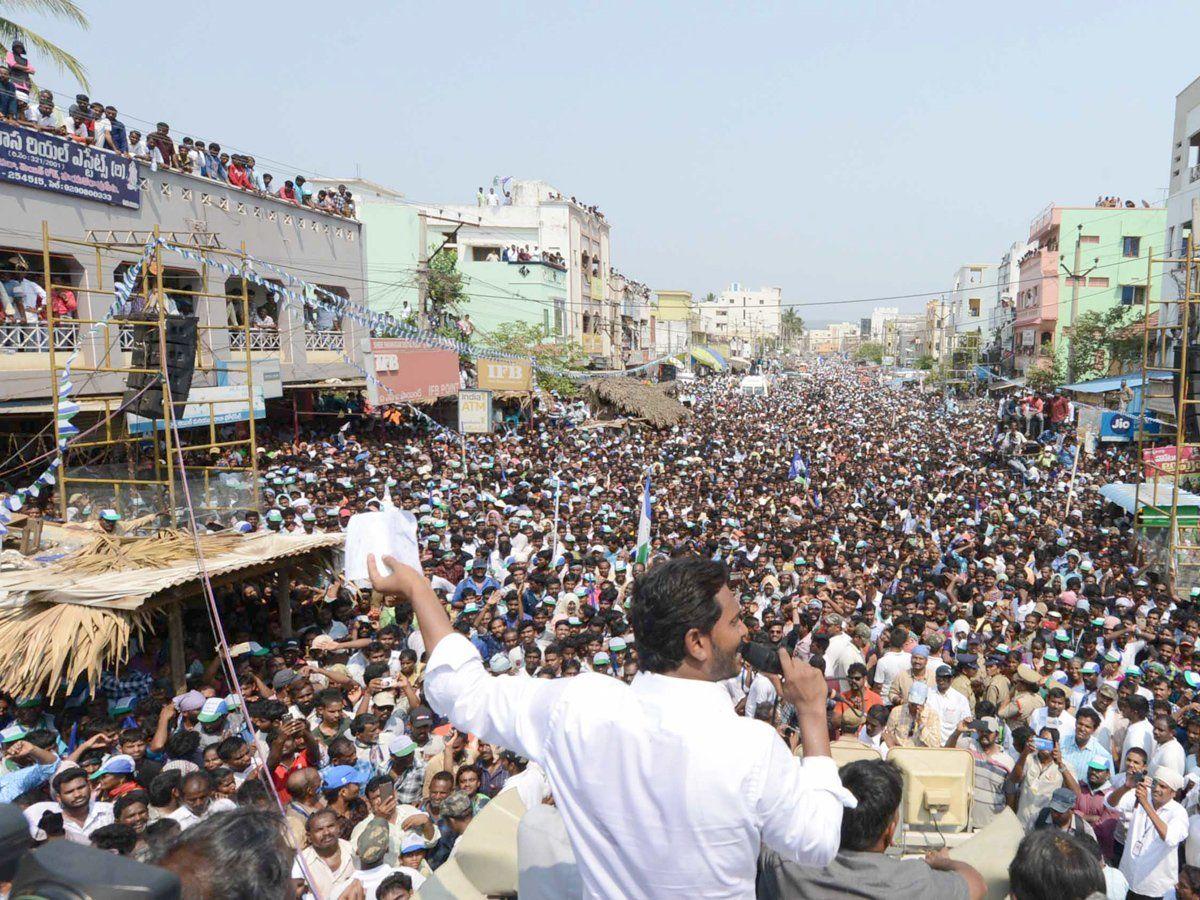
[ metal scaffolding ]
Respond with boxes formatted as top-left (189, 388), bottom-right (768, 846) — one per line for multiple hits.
top-left (1135, 202), bottom-right (1200, 585)
top-left (40, 222), bottom-right (261, 525)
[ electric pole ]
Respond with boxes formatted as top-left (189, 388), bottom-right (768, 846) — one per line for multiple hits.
top-left (1062, 223), bottom-right (1098, 383)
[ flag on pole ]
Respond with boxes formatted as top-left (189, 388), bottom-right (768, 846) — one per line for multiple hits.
top-left (635, 477), bottom-right (652, 565)
top-left (787, 450), bottom-right (807, 480)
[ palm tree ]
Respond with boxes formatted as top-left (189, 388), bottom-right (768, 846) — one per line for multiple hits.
top-left (1, 1), bottom-right (90, 90)
top-left (780, 307), bottom-right (805, 341)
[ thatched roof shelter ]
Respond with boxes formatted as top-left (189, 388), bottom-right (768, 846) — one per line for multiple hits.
top-left (0, 530), bottom-right (342, 697)
top-left (582, 377), bottom-right (692, 429)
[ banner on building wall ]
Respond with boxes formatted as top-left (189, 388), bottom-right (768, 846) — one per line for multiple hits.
top-left (368, 338), bottom-right (459, 404)
top-left (0, 123), bottom-right (140, 208)
top-left (1143, 445), bottom-right (1200, 476)
top-left (580, 333), bottom-right (604, 356)
top-left (458, 389), bottom-right (492, 433)
top-left (1100, 411), bottom-right (1162, 442)
top-left (476, 358), bottom-right (533, 391)
top-left (126, 386), bottom-right (264, 434)
top-left (215, 357), bottom-right (283, 399)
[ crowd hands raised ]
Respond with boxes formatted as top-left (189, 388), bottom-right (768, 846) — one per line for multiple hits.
top-left (0, 41), bottom-right (355, 219)
top-left (6, 363), bottom-right (1200, 898)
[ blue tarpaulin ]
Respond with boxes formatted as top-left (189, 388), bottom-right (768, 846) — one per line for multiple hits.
top-left (1061, 371), bottom-right (1172, 394)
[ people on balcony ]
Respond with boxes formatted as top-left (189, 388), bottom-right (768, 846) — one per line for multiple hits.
top-left (0, 44), bottom-right (356, 218)
top-left (253, 305), bottom-right (277, 330)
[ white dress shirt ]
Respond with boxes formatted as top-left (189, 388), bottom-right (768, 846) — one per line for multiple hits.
top-left (1028, 707), bottom-right (1076, 741)
top-left (23, 799), bottom-right (113, 843)
top-left (425, 633), bottom-right (855, 900)
top-left (1122, 719), bottom-right (1155, 767)
top-left (1151, 738), bottom-right (1188, 778)
top-left (1117, 798), bottom-right (1188, 896)
top-left (166, 797), bottom-right (236, 830)
top-left (926, 686), bottom-right (972, 742)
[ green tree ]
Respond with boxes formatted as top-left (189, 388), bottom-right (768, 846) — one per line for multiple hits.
top-left (854, 341), bottom-right (884, 364)
top-left (1067, 305), bottom-right (1145, 382)
top-left (486, 321), bottom-right (589, 396)
top-left (1025, 351), bottom-right (1065, 393)
top-left (780, 308), bottom-right (805, 342)
top-left (1, 1), bottom-right (90, 89)
top-left (426, 249), bottom-right (465, 326)
top-left (915, 354), bottom-right (935, 370)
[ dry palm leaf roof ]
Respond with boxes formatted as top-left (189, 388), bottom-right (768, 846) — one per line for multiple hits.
top-left (582, 377), bottom-right (692, 429)
top-left (0, 529), bottom-right (341, 698)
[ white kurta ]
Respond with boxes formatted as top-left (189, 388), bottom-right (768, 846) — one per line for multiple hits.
top-left (425, 633), bottom-right (855, 900)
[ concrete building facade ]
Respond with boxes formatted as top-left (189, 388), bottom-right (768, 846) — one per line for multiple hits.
top-left (1013, 204), bottom-right (1165, 374)
top-left (1163, 76), bottom-right (1200, 324)
top-left (697, 283), bottom-right (782, 348)
top-left (945, 264), bottom-right (998, 361)
top-left (0, 161), bottom-right (367, 403)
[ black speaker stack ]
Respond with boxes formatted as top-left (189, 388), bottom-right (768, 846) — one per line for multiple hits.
top-left (121, 313), bottom-right (198, 420)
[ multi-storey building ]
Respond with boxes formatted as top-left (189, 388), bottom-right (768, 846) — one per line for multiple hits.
top-left (1013, 203), bottom-right (1165, 375)
top-left (0, 134), bottom-right (367, 405)
top-left (696, 283), bottom-right (783, 349)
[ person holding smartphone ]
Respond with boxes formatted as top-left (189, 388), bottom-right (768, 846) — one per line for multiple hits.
top-left (1011, 726), bottom-right (1081, 830)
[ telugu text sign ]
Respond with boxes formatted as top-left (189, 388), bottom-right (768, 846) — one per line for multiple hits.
top-left (1143, 445), bottom-right (1200, 476)
top-left (369, 338), bottom-right (460, 404)
top-left (0, 123), bottom-right (140, 208)
top-left (476, 358), bottom-right (533, 391)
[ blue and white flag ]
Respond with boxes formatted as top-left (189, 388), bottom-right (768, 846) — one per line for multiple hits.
top-left (635, 477), bottom-right (652, 565)
top-left (788, 450), bottom-right (808, 480)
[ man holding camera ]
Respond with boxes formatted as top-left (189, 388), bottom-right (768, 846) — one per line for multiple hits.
top-left (1105, 766), bottom-right (1188, 900)
top-left (369, 553), bottom-right (855, 900)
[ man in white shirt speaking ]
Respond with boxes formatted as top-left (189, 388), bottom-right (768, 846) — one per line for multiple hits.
top-left (369, 553), bottom-right (855, 900)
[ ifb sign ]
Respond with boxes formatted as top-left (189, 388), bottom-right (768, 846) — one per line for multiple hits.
top-left (476, 358), bottom-right (533, 391)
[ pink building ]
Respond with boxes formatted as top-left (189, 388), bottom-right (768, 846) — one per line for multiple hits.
top-left (1012, 204), bottom-right (1061, 374)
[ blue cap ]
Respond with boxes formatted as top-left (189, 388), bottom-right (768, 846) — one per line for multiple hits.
top-left (321, 765), bottom-right (367, 791)
top-left (911, 645), bottom-right (930, 658)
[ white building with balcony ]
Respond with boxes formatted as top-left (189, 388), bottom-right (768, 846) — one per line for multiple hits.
top-left (990, 240), bottom-right (1034, 371)
top-left (945, 263), bottom-right (998, 361)
top-left (0, 147), bottom-right (366, 404)
top-left (414, 180), bottom-right (614, 362)
top-left (869, 307), bottom-right (899, 341)
top-left (1164, 75), bottom-right (1200, 317)
top-left (697, 283), bottom-right (782, 348)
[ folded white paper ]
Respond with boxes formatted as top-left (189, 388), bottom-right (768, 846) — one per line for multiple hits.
top-left (343, 507), bottom-right (421, 585)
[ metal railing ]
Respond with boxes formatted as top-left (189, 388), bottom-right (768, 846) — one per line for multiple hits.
top-left (0, 321), bottom-right (79, 352)
top-left (304, 330), bottom-right (344, 351)
top-left (228, 328), bottom-right (281, 351)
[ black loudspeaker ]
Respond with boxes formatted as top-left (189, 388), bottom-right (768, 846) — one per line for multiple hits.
top-left (122, 314), bottom-right (198, 420)
top-left (10, 837), bottom-right (181, 899)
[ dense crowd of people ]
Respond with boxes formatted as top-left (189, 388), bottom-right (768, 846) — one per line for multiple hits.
top-left (0, 42), bottom-right (356, 219)
top-left (9, 360), bottom-right (1200, 897)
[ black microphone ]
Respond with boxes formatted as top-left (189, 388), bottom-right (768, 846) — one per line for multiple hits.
top-left (739, 640), bottom-right (784, 675)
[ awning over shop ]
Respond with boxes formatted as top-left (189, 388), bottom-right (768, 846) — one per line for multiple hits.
top-left (1061, 371), bottom-right (1172, 393)
top-left (1098, 482), bottom-right (1200, 527)
top-left (689, 346), bottom-right (728, 370)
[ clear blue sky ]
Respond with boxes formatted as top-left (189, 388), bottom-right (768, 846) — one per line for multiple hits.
top-left (13, 1), bottom-right (1200, 322)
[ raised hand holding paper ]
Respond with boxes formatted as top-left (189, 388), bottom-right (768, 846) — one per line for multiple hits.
top-left (343, 506), bottom-right (421, 585)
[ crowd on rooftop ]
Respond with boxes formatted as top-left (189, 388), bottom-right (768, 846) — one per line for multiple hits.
top-left (0, 41), bottom-right (356, 220)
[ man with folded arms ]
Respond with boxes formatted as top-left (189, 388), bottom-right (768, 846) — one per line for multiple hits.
top-left (369, 553), bottom-right (855, 899)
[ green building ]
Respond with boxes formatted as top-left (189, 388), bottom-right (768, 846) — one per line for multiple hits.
top-left (1014, 204), bottom-right (1166, 374)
